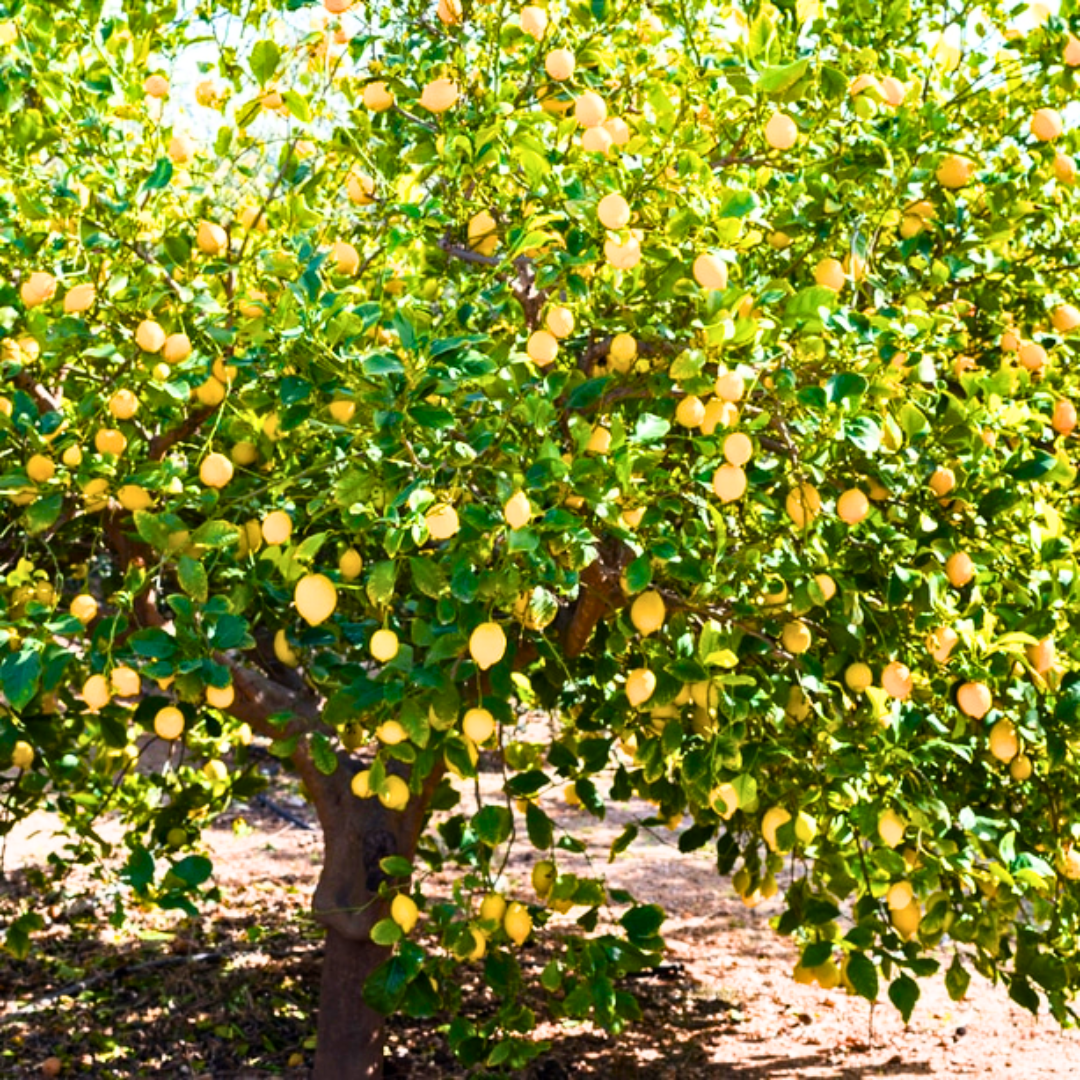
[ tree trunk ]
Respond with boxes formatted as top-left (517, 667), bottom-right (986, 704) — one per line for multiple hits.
top-left (312, 930), bottom-right (390, 1080)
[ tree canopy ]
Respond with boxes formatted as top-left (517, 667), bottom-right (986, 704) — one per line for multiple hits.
top-left (6, 0), bottom-right (1080, 1073)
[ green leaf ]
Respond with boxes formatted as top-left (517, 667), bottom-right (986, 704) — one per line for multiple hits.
top-left (281, 90), bottom-right (311, 122)
top-left (24, 492), bottom-right (63, 534)
top-left (756, 58), bottom-right (810, 95)
top-left (367, 560), bottom-right (399, 607)
top-left (843, 416), bottom-right (882, 453)
top-left (633, 413), bottom-right (670, 443)
top-left (888, 974), bottom-right (920, 1022)
top-left (825, 372), bottom-right (868, 405)
top-left (620, 903), bottom-right (664, 942)
top-left (134, 511), bottom-right (171, 550)
top-left (1009, 975), bottom-right (1040, 1014)
top-left (4, 911), bottom-right (45, 960)
top-left (609, 823), bottom-right (638, 861)
top-left (526, 801), bottom-right (554, 850)
top-left (0, 648), bottom-right (41, 710)
top-left (177, 555), bottom-right (208, 603)
top-left (142, 158), bottom-right (174, 191)
top-left (191, 520), bottom-right (241, 549)
top-left (371, 918), bottom-right (403, 946)
top-left (363, 352), bottom-right (405, 376)
top-left (364, 955), bottom-right (412, 1015)
top-left (473, 805), bottom-right (513, 846)
top-left (408, 557), bottom-right (448, 598)
top-left (845, 952), bottom-right (879, 1001)
top-left (945, 953), bottom-right (970, 1001)
top-left (249, 39), bottom-right (281, 84)
top-left (380, 855), bottom-right (413, 878)
top-left (310, 732), bottom-right (339, 775)
top-left (625, 555), bottom-right (652, 592)
top-left (170, 855), bottom-right (213, 887)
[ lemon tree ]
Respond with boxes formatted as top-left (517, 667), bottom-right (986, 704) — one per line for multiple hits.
top-left (6, 0), bottom-right (1080, 1076)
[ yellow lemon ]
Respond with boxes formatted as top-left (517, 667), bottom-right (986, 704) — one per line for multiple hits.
top-left (379, 774), bottom-right (409, 810)
top-left (504, 491), bottom-right (532, 529)
top-left (426, 503), bottom-right (460, 539)
top-left (262, 510), bottom-right (293, 545)
top-left (199, 452), bottom-right (234, 489)
top-left (391, 893), bottom-right (419, 933)
top-left (339, 548), bottom-right (363, 580)
top-left (692, 252), bottom-right (728, 290)
top-left (625, 667), bottom-right (657, 707)
top-left (154, 705), bottom-right (185, 740)
top-left (70, 594), bottom-right (99, 624)
top-left (295, 573), bottom-right (338, 626)
top-left (11, 740), bottom-right (34, 769)
top-left (469, 622), bottom-right (507, 669)
top-left (503, 902), bottom-right (532, 945)
top-left (206, 683), bottom-right (235, 709)
top-left (630, 590), bottom-right (665, 635)
top-left (877, 808), bottom-right (906, 848)
top-left (762, 806), bottom-right (792, 852)
top-left (83, 674), bottom-right (112, 711)
top-left (370, 628), bottom-right (399, 662)
top-left (462, 707), bottom-right (496, 744)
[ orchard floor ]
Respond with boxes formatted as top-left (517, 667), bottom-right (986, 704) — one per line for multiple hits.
top-left (3, 770), bottom-right (1080, 1079)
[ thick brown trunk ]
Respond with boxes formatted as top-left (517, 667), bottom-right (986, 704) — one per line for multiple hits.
top-left (312, 930), bottom-right (390, 1080)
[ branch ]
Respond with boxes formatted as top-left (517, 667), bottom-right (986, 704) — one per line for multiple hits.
top-left (438, 236), bottom-right (500, 266)
top-left (10, 371), bottom-right (61, 414)
top-left (148, 406), bottom-right (215, 461)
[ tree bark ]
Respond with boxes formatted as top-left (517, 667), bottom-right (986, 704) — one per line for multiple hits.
top-left (312, 930), bottom-right (391, 1080)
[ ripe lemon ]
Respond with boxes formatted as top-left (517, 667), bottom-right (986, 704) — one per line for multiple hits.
top-left (574, 90), bottom-right (606, 128)
top-left (82, 674), bottom-right (111, 711)
top-left (604, 116), bottom-right (631, 145)
top-left (1018, 340), bottom-right (1047, 372)
top-left (621, 506), bottom-right (645, 528)
top-left (781, 620), bottom-right (811, 654)
top-left (331, 240), bottom-right (360, 276)
top-left (813, 257), bottom-right (844, 291)
top-left (881, 661), bottom-right (913, 700)
top-left (545, 48), bottom-right (575, 81)
top-left (503, 902), bottom-right (532, 945)
top-left (117, 484), bottom-right (153, 511)
top-left (376, 720), bottom-right (408, 745)
top-left (785, 483), bottom-right (822, 528)
top-left (890, 900), bottom-right (921, 939)
top-left (26, 454), bottom-right (55, 483)
top-left (1054, 152), bottom-right (1077, 183)
top-left (625, 667), bottom-right (656, 707)
top-left (935, 154), bottom-right (975, 188)
top-left (1010, 753), bottom-right (1033, 781)
top-left (836, 488), bottom-right (869, 524)
top-left (206, 683), bottom-right (235, 709)
top-left (199, 452), bottom-right (234, 489)
top-left (163, 332), bottom-right (192, 363)
top-left (274, 628), bottom-right (300, 667)
top-left (94, 428), bottom-right (127, 456)
top-left (391, 893), bottom-right (419, 933)
top-left (520, 4), bottom-right (547, 38)
top-left (988, 718), bottom-right (1019, 762)
top-left (597, 193), bottom-right (631, 230)
top-left (370, 628), bottom-right (399, 662)
top-left (110, 666), bottom-right (141, 697)
top-left (168, 133), bottom-right (196, 164)
top-left (295, 573), bottom-right (338, 626)
top-left (426, 503), bottom-right (460, 539)
top-left (379, 774), bottom-right (409, 810)
top-left (419, 77), bottom-right (459, 113)
top-left (701, 398), bottom-right (738, 434)
top-left (675, 395), bottom-right (705, 427)
top-left (64, 283), bottom-right (96, 313)
top-left (1026, 636), bottom-right (1055, 674)
top-left (604, 232), bottom-right (641, 269)
top-left (928, 467), bottom-right (955, 496)
top-left (928, 626), bottom-right (959, 662)
top-left (20, 271), bottom-right (56, 308)
top-left (764, 112), bottom-right (798, 149)
top-left (144, 73), bottom-right (169, 97)
top-left (11, 740), bottom-right (34, 769)
top-left (339, 548), bottom-right (363, 580)
top-left (886, 880), bottom-right (914, 911)
top-left (844, 662), bottom-right (873, 693)
top-left (545, 306), bottom-right (574, 338)
top-left (197, 221), bottom-right (228, 256)
top-left (1052, 304), bottom-right (1080, 333)
top-left (504, 491), bottom-right (531, 529)
top-left (723, 432), bottom-right (753, 467)
top-left (469, 622), bottom-right (507, 669)
top-left (154, 705), bottom-right (185, 740)
top-left (881, 75), bottom-right (906, 106)
top-left (712, 464), bottom-right (747, 502)
top-left (762, 806), bottom-right (792, 852)
top-left (813, 573), bottom-right (837, 602)
top-left (462, 707), bottom-right (496, 744)
top-left (262, 510), bottom-right (293, 545)
top-left (877, 808), bottom-right (906, 848)
top-left (715, 370), bottom-right (745, 402)
top-left (630, 590), bottom-right (665, 635)
top-left (70, 594), bottom-right (99, 624)
top-left (526, 329), bottom-right (558, 365)
top-left (582, 125), bottom-right (613, 153)
top-left (363, 80), bottom-right (394, 111)
top-left (692, 252), bottom-right (728, 290)
top-left (195, 376), bottom-right (226, 406)
top-left (1053, 399), bottom-right (1078, 435)
top-left (608, 332), bottom-right (637, 370)
top-left (480, 893), bottom-right (507, 924)
top-left (712, 782), bottom-right (739, 820)
top-left (467, 210), bottom-right (498, 256)
top-left (945, 552), bottom-right (974, 588)
top-left (1031, 108), bottom-right (1063, 142)
top-left (587, 424), bottom-right (611, 453)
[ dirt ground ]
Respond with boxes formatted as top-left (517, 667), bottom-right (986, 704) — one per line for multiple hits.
top-left (3, 763), bottom-right (1080, 1079)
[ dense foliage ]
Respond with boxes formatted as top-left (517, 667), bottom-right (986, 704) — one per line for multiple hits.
top-left (6, 0), bottom-right (1080, 1070)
